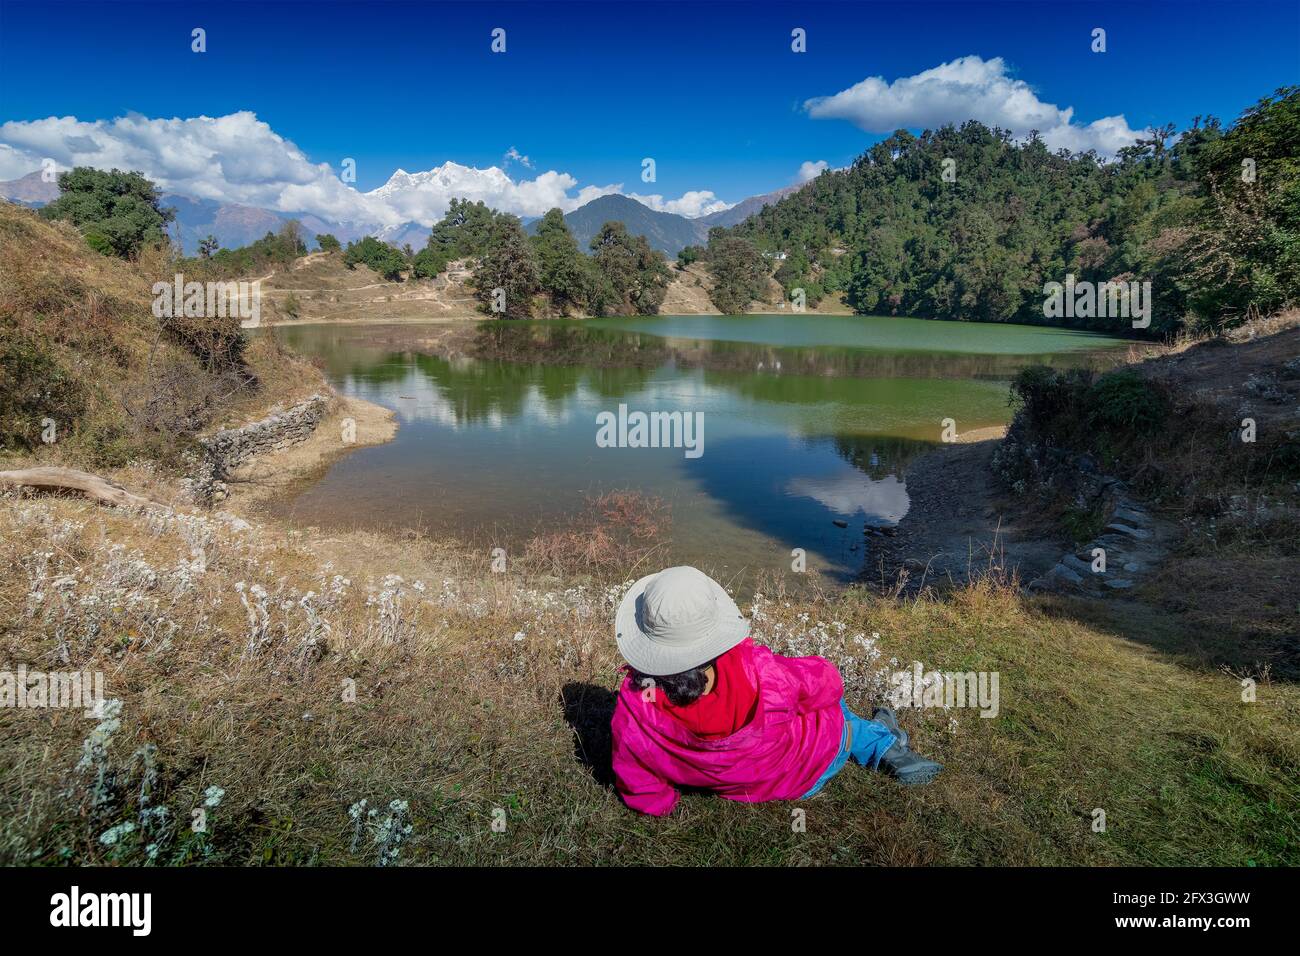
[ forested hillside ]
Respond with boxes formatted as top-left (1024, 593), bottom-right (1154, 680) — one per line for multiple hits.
top-left (731, 88), bottom-right (1299, 333)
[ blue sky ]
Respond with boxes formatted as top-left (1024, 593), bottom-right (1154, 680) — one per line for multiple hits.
top-left (1, 0), bottom-right (1296, 223)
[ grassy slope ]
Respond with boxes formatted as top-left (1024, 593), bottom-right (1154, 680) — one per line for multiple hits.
top-left (1000, 319), bottom-right (1300, 681)
top-left (0, 204), bottom-right (1295, 865)
top-left (260, 252), bottom-right (483, 323)
top-left (0, 494), bottom-right (1294, 866)
top-left (0, 203), bottom-right (326, 467)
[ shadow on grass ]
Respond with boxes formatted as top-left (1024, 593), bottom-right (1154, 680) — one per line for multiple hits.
top-left (1036, 590), bottom-right (1300, 683)
top-left (561, 682), bottom-right (617, 788)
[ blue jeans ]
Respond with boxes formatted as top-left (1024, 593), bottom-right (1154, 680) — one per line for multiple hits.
top-left (801, 701), bottom-right (897, 798)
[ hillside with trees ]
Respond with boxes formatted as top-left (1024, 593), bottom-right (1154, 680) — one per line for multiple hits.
top-left (728, 87), bottom-right (1299, 334)
top-left (0, 201), bottom-right (317, 466)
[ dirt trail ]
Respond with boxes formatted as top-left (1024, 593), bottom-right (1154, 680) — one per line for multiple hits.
top-left (258, 255), bottom-right (482, 323)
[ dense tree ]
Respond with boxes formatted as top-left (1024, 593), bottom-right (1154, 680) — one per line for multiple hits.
top-left (316, 233), bottom-right (342, 253)
top-left (677, 245), bottom-right (704, 267)
top-left (411, 245), bottom-right (449, 279)
top-left (427, 199), bottom-right (501, 259)
top-left (588, 222), bottom-right (670, 316)
top-left (530, 208), bottom-right (588, 313)
top-left (1179, 87), bottom-right (1300, 322)
top-left (473, 216), bottom-right (540, 318)
top-left (702, 235), bottom-right (768, 313)
top-left (728, 90), bottom-right (1299, 333)
top-left (343, 236), bottom-right (406, 281)
top-left (198, 235), bottom-right (219, 258)
top-left (773, 250), bottom-right (824, 306)
top-left (40, 167), bottom-right (175, 259)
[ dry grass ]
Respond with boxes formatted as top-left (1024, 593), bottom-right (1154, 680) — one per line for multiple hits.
top-left (258, 253), bottom-right (482, 324)
top-left (1, 489), bottom-right (1295, 866)
top-left (0, 203), bottom-right (327, 471)
top-left (521, 490), bottom-right (671, 578)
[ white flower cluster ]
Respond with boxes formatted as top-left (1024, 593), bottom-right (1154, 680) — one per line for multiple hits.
top-left (750, 595), bottom-right (893, 701)
top-left (74, 698), bottom-right (124, 812)
top-left (364, 574), bottom-right (425, 645)
top-left (348, 798), bottom-right (414, 866)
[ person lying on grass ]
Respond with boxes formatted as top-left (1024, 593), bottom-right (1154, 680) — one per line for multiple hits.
top-left (611, 566), bottom-right (942, 816)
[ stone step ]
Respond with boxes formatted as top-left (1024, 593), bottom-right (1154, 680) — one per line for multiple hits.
top-left (1033, 562), bottom-right (1083, 590)
top-left (1104, 521), bottom-right (1153, 541)
top-left (1076, 543), bottom-right (1151, 571)
top-left (1060, 553), bottom-right (1096, 577)
top-left (1112, 505), bottom-right (1151, 526)
top-left (1092, 534), bottom-right (1162, 558)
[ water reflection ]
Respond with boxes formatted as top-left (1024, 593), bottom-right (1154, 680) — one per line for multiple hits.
top-left (785, 472), bottom-right (909, 521)
top-left (270, 319), bottom-right (1125, 582)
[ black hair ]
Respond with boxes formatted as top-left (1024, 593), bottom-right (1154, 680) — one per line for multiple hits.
top-left (629, 660), bottom-right (715, 707)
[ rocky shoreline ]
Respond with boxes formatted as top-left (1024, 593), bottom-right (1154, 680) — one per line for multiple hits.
top-left (865, 437), bottom-right (1174, 597)
top-left (1027, 478), bottom-right (1174, 594)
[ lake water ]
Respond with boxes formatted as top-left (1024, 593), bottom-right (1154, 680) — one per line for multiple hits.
top-left (266, 315), bottom-right (1128, 583)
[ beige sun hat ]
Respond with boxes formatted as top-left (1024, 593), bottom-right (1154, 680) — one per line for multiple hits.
top-left (615, 566), bottom-right (750, 676)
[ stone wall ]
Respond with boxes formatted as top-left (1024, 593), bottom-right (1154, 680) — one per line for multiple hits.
top-left (186, 393), bottom-right (330, 504)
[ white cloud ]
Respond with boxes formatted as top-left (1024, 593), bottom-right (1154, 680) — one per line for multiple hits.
top-left (805, 55), bottom-right (1147, 156)
top-left (503, 146), bottom-right (533, 169)
top-left (0, 111), bottom-right (726, 228)
top-left (627, 189), bottom-right (733, 218)
top-left (0, 111), bottom-right (392, 224)
top-left (365, 164), bottom-right (623, 222)
top-left (796, 160), bottom-right (829, 182)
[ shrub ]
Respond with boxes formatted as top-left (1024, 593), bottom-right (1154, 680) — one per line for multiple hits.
top-left (1008, 366), bottom-right (1092, 438)
top-left (40, 167), bottom-right (174, 260)
top-left (193, 223), bottom-right (307, 281)
top-left (0, 332), bottom-right (86, 450)
top-left (1087, 369), bottom-right (1169, 435)
top-left (160, 312), bottom-right (250, 378)
top-left (411, 246), bottom-right (449, 280)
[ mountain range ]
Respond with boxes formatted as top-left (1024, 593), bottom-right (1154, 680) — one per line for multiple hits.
top-left (0, 168), bottom-right (805, 257)
top-left (520, 183), bottom-right (806, 256)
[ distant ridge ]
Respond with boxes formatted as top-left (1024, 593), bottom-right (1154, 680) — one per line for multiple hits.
top-left (0, 168), bottom-right (810, 258)
top-left (527, 183), bottom-right (811, 257)
top-left (697, 183), bottom-right (804, 229)
top-left (528, 194), bottom-right (705, 256)
top-left (0, 170), bottom-right (59, 206)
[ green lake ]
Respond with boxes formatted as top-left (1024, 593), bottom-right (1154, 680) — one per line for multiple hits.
top-left (267, 314), bottom-right (1129, 583)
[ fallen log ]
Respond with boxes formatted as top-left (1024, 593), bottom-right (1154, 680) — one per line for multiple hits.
top-left (0, 467), bottom-right (166, 511)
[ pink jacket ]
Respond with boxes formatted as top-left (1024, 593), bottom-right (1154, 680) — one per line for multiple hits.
top-left (610, 639), bottom-right (846, 815)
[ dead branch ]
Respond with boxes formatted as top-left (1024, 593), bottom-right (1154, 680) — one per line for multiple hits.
top-left (0, 467), bottom-right (167, 511)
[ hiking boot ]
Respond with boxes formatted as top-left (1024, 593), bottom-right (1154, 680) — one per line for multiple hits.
top-left (881, 743), bottom-right (943, 786)
top-left (871, 707), bottom-right (908, 751)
